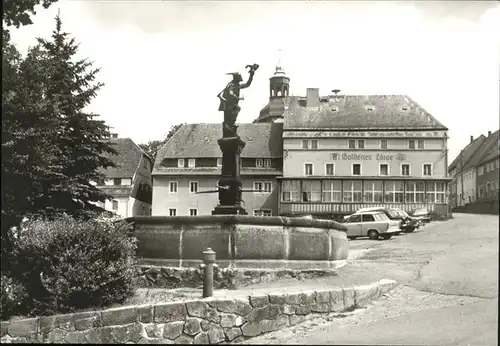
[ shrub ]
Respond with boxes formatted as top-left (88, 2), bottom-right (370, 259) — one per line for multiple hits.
top-left (10, 213), bottom-right (137, 316)
top-left (1, 274), bottom-right (29, 320)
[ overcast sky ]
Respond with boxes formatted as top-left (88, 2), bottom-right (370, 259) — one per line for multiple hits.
top-left (9, 0), bottom-right (500, 163)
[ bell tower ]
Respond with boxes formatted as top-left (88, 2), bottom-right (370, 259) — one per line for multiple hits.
top-left (254, 50), bottom-right (290, 123)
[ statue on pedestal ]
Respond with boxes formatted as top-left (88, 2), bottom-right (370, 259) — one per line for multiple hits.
top-left (217, 64), bottom-right (259, 138)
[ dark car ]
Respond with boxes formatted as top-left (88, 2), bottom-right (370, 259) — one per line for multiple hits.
top-left (392, 208), bottom-right (419, 233)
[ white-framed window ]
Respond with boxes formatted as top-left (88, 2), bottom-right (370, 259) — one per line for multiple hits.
top-left (380, 139), bottom-right (388, 149)
top-left (169, 208), bottom-right (177, 216)
top-left (169, 181), bottom-right (178, 193)
top-left (405, 181), bottom-right (425, 203)
top-left (478, 165), bottom-right (484, 175)
top-left (253, 181), bottom-right (272, 193)
top-left (325, 163), bottom-right (335, 176)
top-left (358, 140), bottom-right (365, 149)
top-left (177, 159), bottom-right (184, 168)
top-left (301, 140), bottom-right (318, 149)
top-left (264, 158), bottom-right (271, 167)
top-left (253, 209), bottom-right (272, 217)
top-left (422, 164), bottom-right (432, 176)
top-left (281, 180), bottom-right (300, 202)
top-left (352, 163), bottom-right (362, 176)
top-left (384, 181), bottom-right (404, 203)
top-left (417, 139), bottom-right (425, 149)
top-left (302, 180), bottom-right (321, 202)
top-left (304, 163), bottom-right (314, 176)
top-left (189, 208), bottom-right (197, 216)
top-left (426, 181), bottom-right (445, 203)
top-left (408, 140), bottom-right (416, 149)
top-left (379, 163), bottom-right (389, 176)
top-left (363, 181), bottom-right (383, 203)
top-left (348, 139), bottom-right (356, 149)
top-left (343, 180), bottom-right (362, 202)
top-left (188, 158), bottom-right (196, 168)
top-left (189, 181), bottom-right (198, 193)
top-left (401, 164), bottom-right (410, 176)
top-left (112, 200), bottom-right (119, 211)
top-left (321, 180), bottom-right (342, 202)
top-left (217, 158), bottom-right (223, 167)
top-left (256, 158), bottom-right (271, 167)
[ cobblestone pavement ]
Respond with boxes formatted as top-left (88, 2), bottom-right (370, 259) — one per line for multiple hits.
top-left (245, 213), bottom-right (499, 345)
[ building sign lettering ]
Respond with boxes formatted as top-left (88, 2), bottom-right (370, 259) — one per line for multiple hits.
top-left (330, 153), bottom-right (407, 161)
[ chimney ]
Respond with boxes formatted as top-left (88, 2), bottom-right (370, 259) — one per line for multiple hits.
top-left (470, 135), bottom-right (473, 143)
top-left (306, 88), bottom-right (320, 108)
top-left (488, 130), bottom-right (492, 136)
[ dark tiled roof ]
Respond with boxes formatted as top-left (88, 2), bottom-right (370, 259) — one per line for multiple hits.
top-left (255, 98), bottom-right (286, 123)
top-left (469, 130), bottom-right (500, 167)
top-left (448, 135), bottom-right (486, 172)
top-left (152, 167), bottom-right (282, 176)
top-left (283, 94), bottom-right (448, 131)
top-left (100, 138), bottom-right (150, 179)
top-left (153, 123), bottom-right (283, 173)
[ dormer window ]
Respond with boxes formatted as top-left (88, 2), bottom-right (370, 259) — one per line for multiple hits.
top-left (177, 159), bottom-right (184, 168)
top-left (217, 158), bottom-right (222, 167)
top-left (256, 158), bottom-right (272, 168)
top-left (188, 158), bottom-right (196, 168)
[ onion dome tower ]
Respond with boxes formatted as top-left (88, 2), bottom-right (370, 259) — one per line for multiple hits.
top-left (254, 54), bottom-right (290, 123)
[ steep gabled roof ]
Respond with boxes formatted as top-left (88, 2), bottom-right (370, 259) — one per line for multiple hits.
top-left (470, 130), bottom-right (500, 167)
top-left (100, 138), bottom-right (149, 179)
top-left (283, 94), bottom-right (447, 131)
top-left (153, 123), bottom-right (283, 173)
top-left (448, 135), bottom-right (487, 172)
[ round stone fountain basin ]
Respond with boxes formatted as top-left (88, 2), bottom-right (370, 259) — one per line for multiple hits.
top-left (128, 215), bottom-right (348, 270)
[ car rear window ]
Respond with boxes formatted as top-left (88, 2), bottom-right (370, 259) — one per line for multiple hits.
top-left (374, 213), bottom-right (389, 221)
top-left (387, 210), bottom-right (399, 218)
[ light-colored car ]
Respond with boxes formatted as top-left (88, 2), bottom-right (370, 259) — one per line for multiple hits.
top-left (344, 211), bottom-right (401, 240)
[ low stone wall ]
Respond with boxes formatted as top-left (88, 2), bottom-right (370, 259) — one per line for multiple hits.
top-left (0, 279), bottom-right (397, 344)
top-left (135, 265), bottom-right (339, 290)
top-left (129, 215), bottom-right (348, 270)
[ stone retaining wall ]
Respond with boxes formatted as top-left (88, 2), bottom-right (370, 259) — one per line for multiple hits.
top-left (1, 279), bottom-right (397, 344)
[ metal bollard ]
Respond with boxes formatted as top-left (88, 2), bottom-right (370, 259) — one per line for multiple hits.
top-left (202, 247), bottom-right (216, 298)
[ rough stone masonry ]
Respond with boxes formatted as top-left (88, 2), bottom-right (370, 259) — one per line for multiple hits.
top-left (0, 279), bottom-right (397, 344)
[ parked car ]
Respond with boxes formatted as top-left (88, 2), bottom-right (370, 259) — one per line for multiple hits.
top-left (408, 208), bottom-right (431, 224)
top-left (343, 211), bottom-right (401, 240)
top-left (392, 208), bottom-right (419, 233)
top-left (348, 207), bottom-right (404, 235)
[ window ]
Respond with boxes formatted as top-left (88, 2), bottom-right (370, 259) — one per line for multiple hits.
top-left (253, 181), bottom-right (272, 193)
top-left (189, 208), bottom-right (197, 216)
top-left (217, 158), bottom-right (223, 167)
top-left (348, 214), bottom-right (361, 223)
top-left (281, 180), bottom-right (300, 201)
top-left (121, 178), bottom-right (132, 186)
top-left (348, 139), bottom-right (356, 149)
top-left (169, 181), bottom-right (178, 193)
top-left (401, 164), bottom-right (410, 176)
top-left (311, 140), bottom-right (318, 149)
top-left (478, 166), bottom-right (484, 175)
top-left (362, 214), bottom-right (375, 222)
top-left (263, 158), bottom-right (271, 168)
top-left (380, 139), bottom-right (388, 149)
top-left (423, 164), bottom-right (432, 176)
top-left (113, 178), bottom-right (121, 186)
top-left (169, 208), bottom-right (177, 216)
top-left (352, 163), bottom-right (361, 176)
top-left (417, 139), bottom-right (425, 149)
top-left (253, 209), bottom-right (272, 217)
top-left (384, 181), bottom-right (404, 203)
top-left (348, 139), bottom-right (364, 149)
top-left (256, 158), bottom-right (263, 167)
top-left (188, 158), bottom-right (196, 168)
top-left (363, 181), bottom-right (383, 203)
top-left (302, 140), bottom-right (318, 149)
top-left (325, 163), bottom-right (335, 176)
top-left (177, 159), bottom-right (184, 168)
top-left (408, 140), bottom-right (415, 149)
top-left (379, 164), bottom-right (389, 176)
top-left (189, 181), bottom-right (198, 193)
top-left (301, 140), bottom-right (309, 149)
top-left (304, 163), bottom-right (313, 176)
top-left (426, 182), bottom-right (445, 203)
top-left (302, 181), bottom-right (321, 202)
top-left (112, 200), bottom-right (119, 211)
top-left (321, 180), bottom-right (342, 202)
top-left (358, 140), bottom-right (365, 149)
top-left (343, 181), bottom-right (362, 202)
